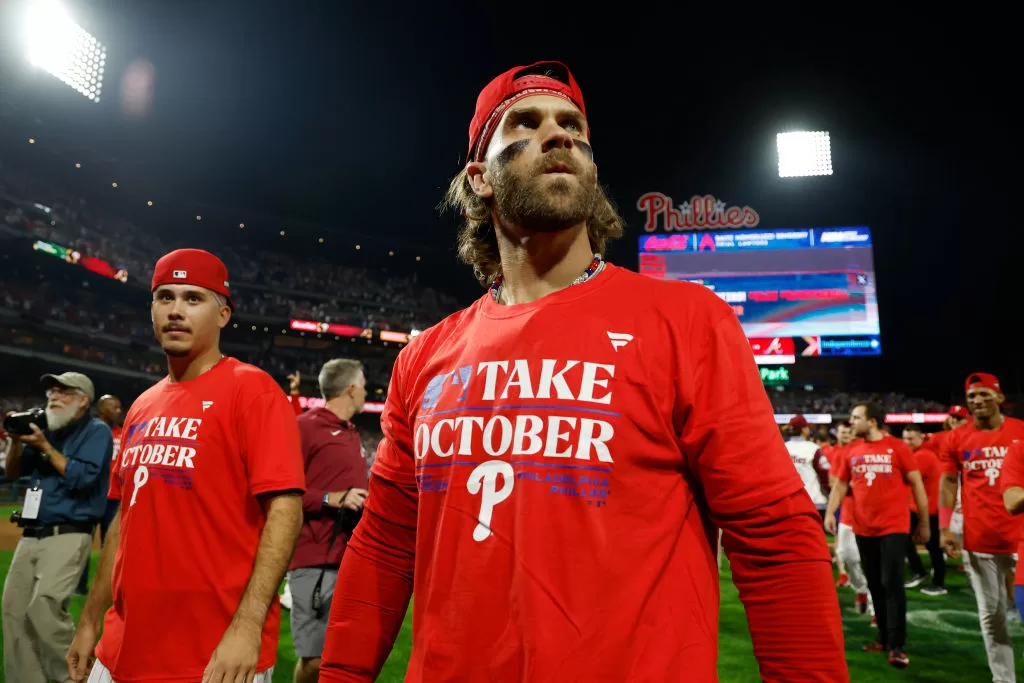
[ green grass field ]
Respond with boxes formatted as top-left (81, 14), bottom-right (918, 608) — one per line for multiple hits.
top-left (0, 541), bottom-right (1021, 682)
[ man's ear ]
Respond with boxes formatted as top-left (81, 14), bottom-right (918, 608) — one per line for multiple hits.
top-left (218, 307), bottom-right (231, 329)
top-left (466, 162), bottom-right (494, 199)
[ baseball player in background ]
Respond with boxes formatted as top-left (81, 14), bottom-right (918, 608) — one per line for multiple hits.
top-left (318, 61), bottom-right (846, 682)
top-left (67, 249), bottom-right (305, 683)
top-left (938, 373), bottom-right (1024, 683)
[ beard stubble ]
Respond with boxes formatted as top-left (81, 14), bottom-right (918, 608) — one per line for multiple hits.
top-left (491, 146), bottom-right (598, 234)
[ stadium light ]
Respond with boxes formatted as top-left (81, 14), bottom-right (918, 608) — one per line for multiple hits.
top-left (28, 138), bottom-right (36, 144)
top-left (777, 131), bottom-right (833, 177)
top-left (23, 0), bottom-right (106, 103)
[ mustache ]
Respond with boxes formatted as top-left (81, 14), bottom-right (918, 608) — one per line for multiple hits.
top-left (162, 324), bottom-right (190, 333)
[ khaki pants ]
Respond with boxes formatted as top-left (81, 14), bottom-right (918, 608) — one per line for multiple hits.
top-left (965, 551), bottom-right (1016, 683)
top-left (2, 532), bottom-right (92, 683)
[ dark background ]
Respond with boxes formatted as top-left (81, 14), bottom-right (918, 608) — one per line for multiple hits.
top-left (1, 3), bottom-right (1018, 403)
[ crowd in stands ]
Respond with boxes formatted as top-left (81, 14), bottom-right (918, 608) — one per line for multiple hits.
top-left (769, 390), bottom-right (948, 416)
top-left (1, 168), bottom-right (459, 333)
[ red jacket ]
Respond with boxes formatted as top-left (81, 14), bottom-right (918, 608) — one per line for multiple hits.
top-left (290, 407), bottom-right (367, 571)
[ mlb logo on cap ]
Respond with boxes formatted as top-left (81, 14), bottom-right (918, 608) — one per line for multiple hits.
top-left (173, 270), bottom-right (187, 279)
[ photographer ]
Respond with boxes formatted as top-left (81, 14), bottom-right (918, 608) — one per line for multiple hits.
top-left (288, 359), bottom-right (369, 683)
top-left (2, 372), bottom-right (112, 683)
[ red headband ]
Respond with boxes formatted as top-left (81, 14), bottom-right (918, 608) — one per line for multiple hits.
top-left (467, 61), bottom-right (587, 163)
top-left (965, 372), bottom-right (1001, 394)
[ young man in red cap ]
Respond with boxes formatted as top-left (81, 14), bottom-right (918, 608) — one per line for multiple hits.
top-left (784, 414), bottom-right (831, 521)
top-left (938, 372), bottom-right (1024, 683)
top-left (66, 249), bottom-right (306, 683)
top-left (318, 61), bottom-right (845, 682)
top-left (901, 425), bottom-right (946, 595)
top-left (825, 402), bottom-right (929, 668)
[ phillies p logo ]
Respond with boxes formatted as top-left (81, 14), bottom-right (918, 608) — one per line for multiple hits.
top-left (466, 461), bottom-right (514, 542)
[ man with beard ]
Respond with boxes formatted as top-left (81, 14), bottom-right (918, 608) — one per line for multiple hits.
top-left (66, 249), bottom-right (305, 683)
top-left (825, 402), bottom-right (929, 668)
top-left (318, 61), bottom-right (845, 683)
top-left (76, 394), bottom-right (124, 595)
top-left (3, 372), bottom-right (112, 683)
top-left (938, 373), bottom-right (1024, 683)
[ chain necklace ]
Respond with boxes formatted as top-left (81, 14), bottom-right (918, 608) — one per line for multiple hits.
top-left (489, 253), bottom-right (605, 303)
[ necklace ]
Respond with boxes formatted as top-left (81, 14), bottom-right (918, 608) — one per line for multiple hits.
top-left (490, 253), bottom-right (605, 303)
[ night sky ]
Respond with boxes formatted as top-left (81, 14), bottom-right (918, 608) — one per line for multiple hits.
top-left (0, 3), bottom-right (1018, 403)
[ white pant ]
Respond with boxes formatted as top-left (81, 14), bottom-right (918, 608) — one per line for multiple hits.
top-left (88, 658), bottom-right (275, 683)
top-left (965, 551), bottom-right (1016, 683)
top-left (836, 523), bottom-right (869, 594)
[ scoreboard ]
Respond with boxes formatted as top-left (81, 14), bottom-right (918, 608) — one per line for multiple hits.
top-left (639, 227), bottom-right (881, 363)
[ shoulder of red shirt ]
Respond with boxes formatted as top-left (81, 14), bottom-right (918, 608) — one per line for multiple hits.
top-left (220, 356), bottom-right (283, 393)
top-left (397, 263), bottom-right (737, 389)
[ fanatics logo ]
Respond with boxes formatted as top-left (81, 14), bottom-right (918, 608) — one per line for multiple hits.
top-left (173, 270), bottom-right (187, 279)
top-left (202, 401), bottom-right (214, 411)
top-left (606, 331), bottom-right (634, 351)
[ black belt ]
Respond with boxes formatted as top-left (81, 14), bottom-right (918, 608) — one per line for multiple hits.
top-left (22, 521), bottom-right (96, 539)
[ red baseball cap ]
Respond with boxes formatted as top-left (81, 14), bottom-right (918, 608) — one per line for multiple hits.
top-left (467, 61), bottom-right (587, 163)
top-left (965, 372), bottom-right (1001, 394)
top-left (788, 414), bottom-right (809, 430)
top-left (151, 248), bottom-right (234, 310)
top-left (948, 405), bottom-right (970, 419)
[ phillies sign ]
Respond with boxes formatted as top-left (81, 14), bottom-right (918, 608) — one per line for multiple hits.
top-left (638, 193), bottom-right (760, 232)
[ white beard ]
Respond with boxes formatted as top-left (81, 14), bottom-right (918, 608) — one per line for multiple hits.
top-left (45, 404), bottom-right (78, 431)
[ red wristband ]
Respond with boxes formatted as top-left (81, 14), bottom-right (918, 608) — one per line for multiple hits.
top-left (939, 506), bottom-right (953, 530)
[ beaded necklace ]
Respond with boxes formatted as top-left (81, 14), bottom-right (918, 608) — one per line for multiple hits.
top-left (489, 253), bottom-right (605, 303)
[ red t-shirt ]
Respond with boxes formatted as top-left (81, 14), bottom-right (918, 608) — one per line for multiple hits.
top-left (834, 435), bottom-right (917, 537)
top-left (95, 357), bottom-right (305, 683)
top-left (909, 446), bottom-right (940, 515)
top-left (940, 417), bottom-right (1024, 555)
top-left (319, 265), bottom-right (846, 683)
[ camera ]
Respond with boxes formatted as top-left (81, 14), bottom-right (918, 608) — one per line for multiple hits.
top-left (2, 408), bottom-right (47, 436)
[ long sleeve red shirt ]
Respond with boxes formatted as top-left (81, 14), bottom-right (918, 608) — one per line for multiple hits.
top-left (320, 265), bottom-right (847, 682)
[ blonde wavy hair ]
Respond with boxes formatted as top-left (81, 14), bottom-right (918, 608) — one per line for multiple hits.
top-left (443, 169), bottom-right (626, 286)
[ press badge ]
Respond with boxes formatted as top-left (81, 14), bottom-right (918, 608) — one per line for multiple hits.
top-left (22, 487), bottom-right (42, 521)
